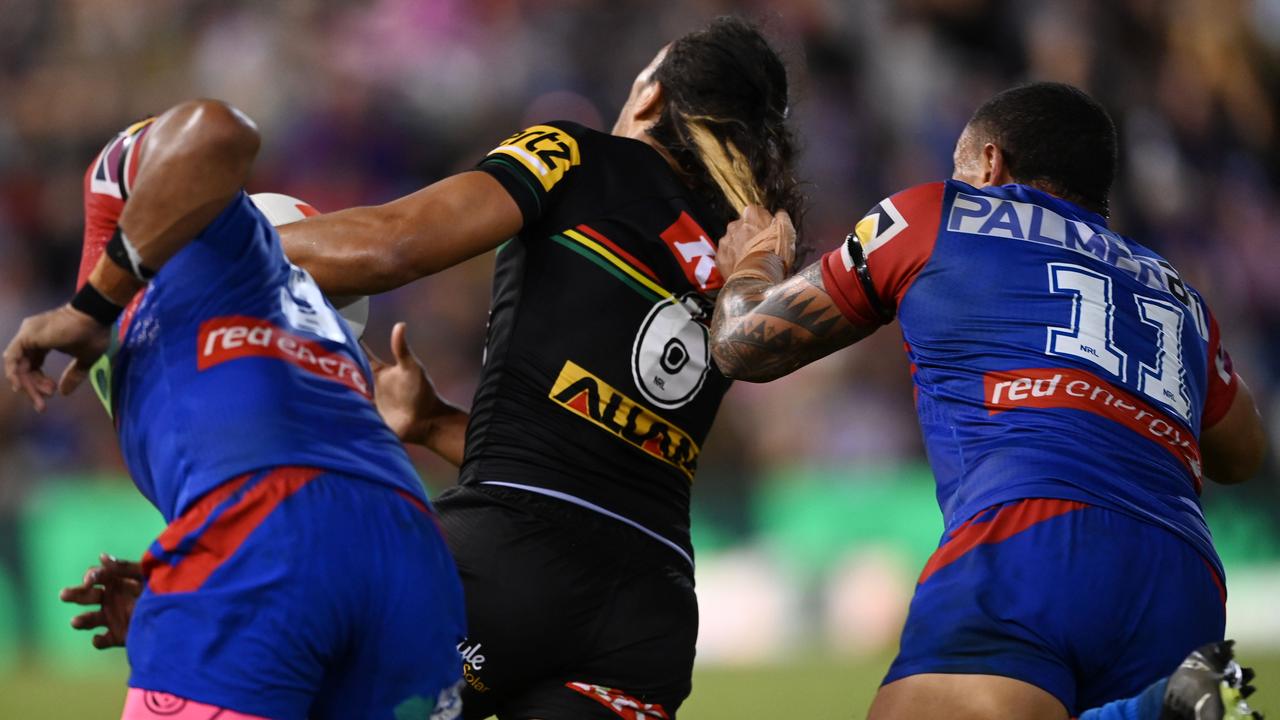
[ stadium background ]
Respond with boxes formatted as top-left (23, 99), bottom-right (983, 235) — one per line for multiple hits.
top-left (1, 0), bottom-right (1278, 717)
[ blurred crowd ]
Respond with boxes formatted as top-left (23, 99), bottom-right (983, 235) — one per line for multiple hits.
top-left (1, 0), bottom-right (1277, 525)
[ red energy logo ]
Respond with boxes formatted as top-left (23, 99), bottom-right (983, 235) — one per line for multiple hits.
top-left (197, 316), bottom-right (370, 398)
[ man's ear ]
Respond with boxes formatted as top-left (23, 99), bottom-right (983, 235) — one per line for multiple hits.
top-left (984, 143), bottom-right (1014, 186)
top-left (633, 81), bottom-right (665, 125)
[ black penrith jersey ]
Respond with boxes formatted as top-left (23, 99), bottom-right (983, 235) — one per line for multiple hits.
top-left (462, 121), bottom-right (732, 566)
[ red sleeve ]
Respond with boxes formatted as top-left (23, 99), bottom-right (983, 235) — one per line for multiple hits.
top-left (78, 118), bottom-right (154, 289)
top-left (820, 181), bottom-right (944, 328)
top-left (1202, 309), bottom-right (1239, 430)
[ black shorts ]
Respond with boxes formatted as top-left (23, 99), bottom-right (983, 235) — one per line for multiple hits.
top-left (434, 484), bottom-right (697, 720)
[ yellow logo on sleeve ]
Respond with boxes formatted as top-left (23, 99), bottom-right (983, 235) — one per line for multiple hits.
top-left (488, 125), bottom-right (581, 192)
top-left (549, 360), bottom-right (699, 480)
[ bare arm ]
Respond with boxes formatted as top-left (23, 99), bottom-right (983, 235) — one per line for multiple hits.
top-left (278, 171), bottom-right (523, 296)
top-left (1201, 376), bottom-right (1267, 485)
top-left (711, 263), bottom-right (870, 382)
top-left (5, 99), bottom-right (259, 407)
top-left (110, 100), bottom-right (260, 287)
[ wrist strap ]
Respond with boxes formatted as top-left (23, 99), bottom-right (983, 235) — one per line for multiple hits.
top-left (105, 227), bottom-right (156, 281)
top-left (70, 283), bottom-right (125, 326)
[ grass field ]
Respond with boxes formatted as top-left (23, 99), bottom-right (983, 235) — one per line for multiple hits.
top-left (2, 653), bottom-right (1277, 719)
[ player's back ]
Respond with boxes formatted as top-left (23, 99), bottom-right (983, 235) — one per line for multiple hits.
top-left (461, 121), bottom-right (732, 566)
top-left (836, 180), bottom-right (1234, 575)
top-left (85, 123), bottom-right (422, 521)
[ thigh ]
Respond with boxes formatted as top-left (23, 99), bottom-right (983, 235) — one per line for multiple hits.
top-left (436, 487), bottom-right (697, 720)
top-left (128, 468), bottom-right (332, 720)
top-left (885, 498), bottom-right (1226, 716)
top-left (869, 673), bottom-right (1068, 720)
top-left (435, 488), bottom-right (587, 719)
top-left (499, 562), bottom-right (697, 720)
top-left (311, 480), bottom-right (467, 720)
top-left (1069, 510), bottom-right (1224, 710)
top-left (886, 499), bottom-right (1093, 713)
top-left (130, 469), bottom-right (466, 720)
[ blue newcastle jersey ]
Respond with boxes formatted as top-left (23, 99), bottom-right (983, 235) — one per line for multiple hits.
top-left (98, 194), bottom-right (422, 521)
top-left (821, 180), bottom-right (1240, 576)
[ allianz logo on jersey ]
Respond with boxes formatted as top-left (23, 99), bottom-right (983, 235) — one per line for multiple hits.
top-left (947, 193), bottom-right (1197, 309)
top-left (549, 360), bottom-right (699, 480)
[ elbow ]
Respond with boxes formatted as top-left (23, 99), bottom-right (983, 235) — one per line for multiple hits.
top-left (1216, 432), bottom-right (1268, 486)
top-left (710, 338), bottom-right (784, 383)
top-left (166, 99), bottom-right (260, 178)
top-left (1206, 420), bottom-right (1268, 486)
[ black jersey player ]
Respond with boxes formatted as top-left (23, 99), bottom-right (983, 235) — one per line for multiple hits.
top-left (279, 17), bottom-right (803, 720)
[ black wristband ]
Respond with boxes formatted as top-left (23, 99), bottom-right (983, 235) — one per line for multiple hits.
top-left (105, 227), bottom-right (156, 281)
top-left (70, 283), bottom-right (125, 326)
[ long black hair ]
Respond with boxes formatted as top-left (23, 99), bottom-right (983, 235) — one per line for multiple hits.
top-left (649, 17), bottom-right (804, 227)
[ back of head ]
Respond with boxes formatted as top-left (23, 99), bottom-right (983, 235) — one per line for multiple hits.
top-left (968, 82), bottom-right (1118, 215)
top-left (649, 17), bottom-right (804, 226)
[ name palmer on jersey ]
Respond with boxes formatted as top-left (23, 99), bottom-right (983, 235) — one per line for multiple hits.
top-left (946, 191), bottom-right (1209, 339)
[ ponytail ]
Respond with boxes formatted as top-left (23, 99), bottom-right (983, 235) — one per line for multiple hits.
top-left (650, 17), bottom-right (803, 227)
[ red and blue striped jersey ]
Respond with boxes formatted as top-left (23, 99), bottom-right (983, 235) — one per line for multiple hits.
top-left (81, 123), bottom-right (425, 522)
top-left (821, 180), bottom-right (1238, 576)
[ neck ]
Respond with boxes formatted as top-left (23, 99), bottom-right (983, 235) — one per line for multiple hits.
top-left (1024, 179), bottom-right (1107, 217)
top-left (615, 122), bottom-right (681, 174)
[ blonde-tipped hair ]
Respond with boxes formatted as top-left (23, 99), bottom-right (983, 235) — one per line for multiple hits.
top-left (685, 117), bottom-right (765, 214)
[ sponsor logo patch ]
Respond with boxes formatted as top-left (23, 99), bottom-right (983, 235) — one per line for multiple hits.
top-left (488, 124), bottom-right (580, 191)
top-left (660, 211), bottom-right (722, 292)
top-left (566, 682), bottom-right (670, 720)
top-left (197, 316), bottom-right (370, 398)
top-left (984, 367), bottom-right (1202, 488)
top-left (550, 360), bottom-right (699, 480)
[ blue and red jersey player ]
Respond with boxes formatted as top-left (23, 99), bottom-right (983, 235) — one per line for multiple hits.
top-left (5, 101), bottom-right (465, 719)
top-left (708, 83), bottom-right (1265, 720)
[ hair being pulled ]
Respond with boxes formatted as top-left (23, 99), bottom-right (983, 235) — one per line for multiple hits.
top-left (649, 17), bottom-right (803, 227)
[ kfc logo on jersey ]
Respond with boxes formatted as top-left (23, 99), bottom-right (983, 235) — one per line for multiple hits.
top-left (661, 212), bottom-right (723, 292)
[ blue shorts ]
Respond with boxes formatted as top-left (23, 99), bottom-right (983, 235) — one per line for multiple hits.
top-left (885, 498), bottom-right (1225, 715)
top-left (126, 467), bottom-right (467, 720)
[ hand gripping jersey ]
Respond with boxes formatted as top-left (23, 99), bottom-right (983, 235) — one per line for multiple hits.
top-left (821, 181), bottom-right (1239, 578)
top-left (464, 121), bottom-right (732, 566)
top-left (81, 121), bottom-right (424, 521)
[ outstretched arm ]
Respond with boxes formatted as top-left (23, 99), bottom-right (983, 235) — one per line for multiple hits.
top-left (279, 171), bottom-right (523, 296)
top-left (711, 263), bottom-right (870, 382)
top-left (5, 99), bottom-right (258, 409)
top-left (279, 121), bottom-right (596, 297)
top-left (710, 209), bottom-right (870, 382)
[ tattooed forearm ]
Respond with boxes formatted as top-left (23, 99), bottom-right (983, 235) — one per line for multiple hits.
top-left (710, 263), bottom-right (870, 382)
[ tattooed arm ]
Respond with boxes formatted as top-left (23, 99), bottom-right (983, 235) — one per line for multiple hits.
top-left (710, 262), bottom-right (870, 382)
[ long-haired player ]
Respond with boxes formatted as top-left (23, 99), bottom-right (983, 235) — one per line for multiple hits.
top-left (280, 17), bottom-right (802, 720)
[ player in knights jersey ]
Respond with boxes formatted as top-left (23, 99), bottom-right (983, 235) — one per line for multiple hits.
top-left (709, 83), bottom-right (1267, 720)
top-left (4, 100), bottom-right (465, 719)
top-left (277, 17), bottom-right (802, 720)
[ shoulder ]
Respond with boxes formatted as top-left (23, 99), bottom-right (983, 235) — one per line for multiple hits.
top-left (480, 120), bottom-right (601, 195)
top-left (854, 181), bottom-right (946, 257)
